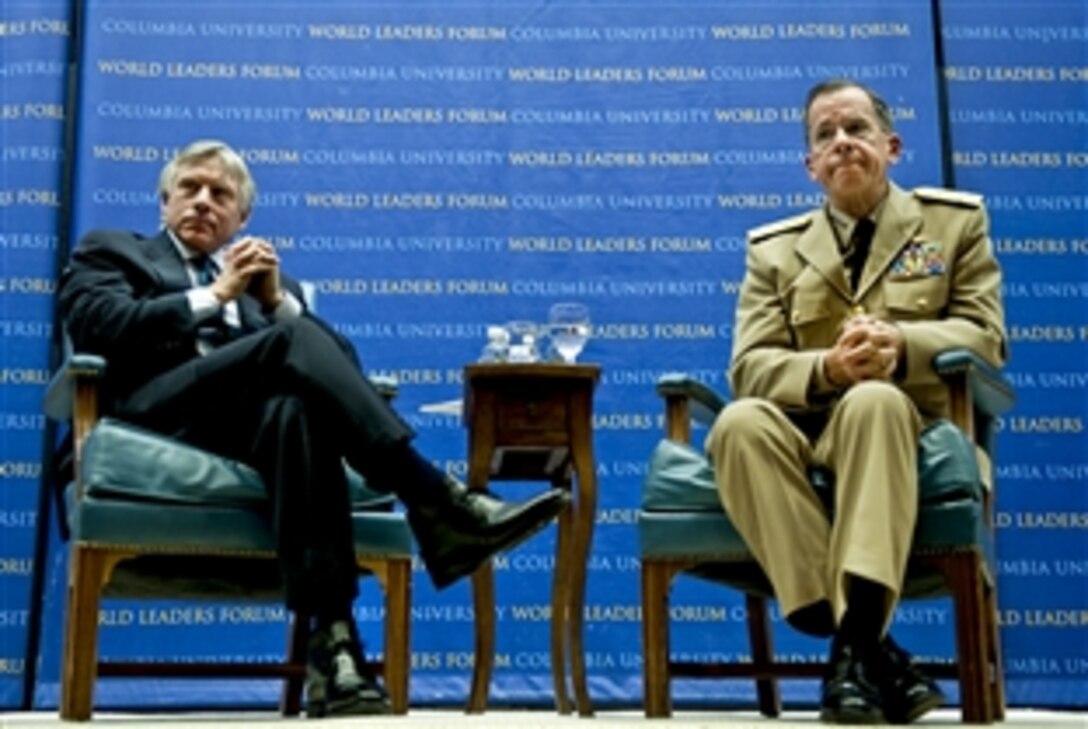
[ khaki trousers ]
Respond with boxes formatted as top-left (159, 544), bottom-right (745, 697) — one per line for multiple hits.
top-left (705, 381), bottom-right (922, 627)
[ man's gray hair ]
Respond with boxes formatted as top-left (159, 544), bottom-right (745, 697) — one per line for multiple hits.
top-left (158, 139), bottom-right (257, 212)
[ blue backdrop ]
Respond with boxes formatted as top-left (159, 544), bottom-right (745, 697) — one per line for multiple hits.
top-left (0, 0), bottom-right (70, 706)
top-left (1, 0), bottom-right (1085, 712)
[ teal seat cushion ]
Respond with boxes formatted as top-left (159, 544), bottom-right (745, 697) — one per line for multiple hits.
top-left (639, 499), bottom-right (984, 559)
top-left (639, 418), bottom-right (986, 564)
top-left (68, 485), bottom-right (412, 599)
top-left (641, 418), bottom-right (981, 514)
top-left (638, 511), bottom-right (753, 559)
top-left (638, 499), bottom-right (985, 599)
top-left (69, 485), bottom-right (412, 557)
top-left (82, 418), bottom-right (394, 510)
top-left (915, 418), bottom-right (983, 503)
top-left (641, 438), bottom-right (720, 512)
top-left (69, 417), bottom-right (411, 599)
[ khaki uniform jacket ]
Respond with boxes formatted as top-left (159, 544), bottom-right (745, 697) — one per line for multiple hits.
top-left (729, 183), bottom-right (1008, 423)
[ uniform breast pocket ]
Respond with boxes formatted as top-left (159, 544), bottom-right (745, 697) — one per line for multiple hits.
top-left (786, 293), bottom-right (834, 349)
top-left (883, 276), bottom-right (948, 320)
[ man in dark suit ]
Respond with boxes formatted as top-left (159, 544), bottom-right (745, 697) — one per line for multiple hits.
top-left (58, 139), bottom-right (569, 718)
top-left (706, 81), bottom-right (1006, 724)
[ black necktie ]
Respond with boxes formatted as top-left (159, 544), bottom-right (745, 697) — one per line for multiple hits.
top-left (844, 218), bottom-right (875, 291)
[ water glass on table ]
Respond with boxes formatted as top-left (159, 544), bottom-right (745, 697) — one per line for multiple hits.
top-left (548, 303), bottom-right (590, 363)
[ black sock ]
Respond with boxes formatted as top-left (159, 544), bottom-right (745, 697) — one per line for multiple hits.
top-left (787, 600), bottom-right (834, 637)
top-left (837, 576), bottom-right (888, 657)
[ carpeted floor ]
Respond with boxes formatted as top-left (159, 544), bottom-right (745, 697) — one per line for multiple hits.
top-left (0, 709), bottom-right (1084, 728)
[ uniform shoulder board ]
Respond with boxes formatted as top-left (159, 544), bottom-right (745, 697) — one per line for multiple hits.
top-left (747, 212), bottom-right (814, 245)
top-left (913, 186), bottom-right (983, 208)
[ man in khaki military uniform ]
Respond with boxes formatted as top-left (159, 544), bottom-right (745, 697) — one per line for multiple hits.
top-left (706, 79), bottom-right (1006, 724)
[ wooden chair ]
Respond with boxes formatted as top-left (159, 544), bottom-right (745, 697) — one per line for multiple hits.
top-left (43, 353), bottom-right (412, 721)
top-left (638, 349), bottom-right (1014, 724)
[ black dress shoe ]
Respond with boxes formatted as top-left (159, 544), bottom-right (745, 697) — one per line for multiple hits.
top-left (306, 621), bottom-right (391, 718)
top-left (410, 484), bottom-right (570, 589)
top-left (879, 635), bottom-right (945, 724)
top-left (820, 643), bottom-right (887, 725)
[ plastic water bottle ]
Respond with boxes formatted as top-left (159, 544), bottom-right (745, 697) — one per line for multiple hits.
top-left (478, 325), bottom-right (510, 362)
top-left (508, 333), bottom-right (537, 363)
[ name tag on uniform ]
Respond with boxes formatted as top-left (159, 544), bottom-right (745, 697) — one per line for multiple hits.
top-left (889, 239), bottom-right (946, 280)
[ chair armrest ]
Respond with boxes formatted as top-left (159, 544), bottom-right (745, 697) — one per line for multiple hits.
top-left (655, 373), bottom-right (726, 425)
top-left (43, 355), bottom-right (106, 505)
top-left (43, 354), bottom-right (106, 422)
top-left (933, 349), bottom-right (1015, 418)
top-left (655, 372), bottom-right (727, 443)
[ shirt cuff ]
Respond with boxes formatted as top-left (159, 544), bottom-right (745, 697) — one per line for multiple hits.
top-left (268, 291), bottom-right (303, 321)
top-left (188, 287), bottom-right (221, 320)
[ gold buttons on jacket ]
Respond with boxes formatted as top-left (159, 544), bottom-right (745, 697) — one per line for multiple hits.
top-left (917, 298), bottom-right (928, 309)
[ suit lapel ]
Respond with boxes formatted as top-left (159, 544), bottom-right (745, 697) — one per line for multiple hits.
top-left (857, 184), bottom-right (924, 299)
top-left (795, 211), bottom-right (852, 302)
top-left (145, 230), bottom-right (193, 292)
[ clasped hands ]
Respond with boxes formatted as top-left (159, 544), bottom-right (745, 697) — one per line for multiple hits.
top-left (824, 314), bottom-right (904, 388)
top-left (209, 237), bottom-right (284, 311)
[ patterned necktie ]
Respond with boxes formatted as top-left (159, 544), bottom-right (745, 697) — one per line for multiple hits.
top-left (191, 254), bottom-right (218, 286)
top-left (844, 217), bottom-right (875, 292)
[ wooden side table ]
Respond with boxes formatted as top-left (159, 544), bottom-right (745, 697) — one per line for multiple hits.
top-left (462, 363), bottom-right (600, 716)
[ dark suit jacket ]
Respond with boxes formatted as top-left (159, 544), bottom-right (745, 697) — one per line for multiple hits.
top-left (58, 228), bottom-right (353, 410)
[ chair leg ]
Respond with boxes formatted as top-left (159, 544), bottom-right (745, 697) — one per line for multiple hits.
top-left (985, 578), bottom-right (1006, 721)
top-left (641, 560), bottom-right (672, 718)
top-left (945, 553), bottom-right (993, 724)
top-left (280, 610), bottom-right (310, 716)
top-left (384, 557), bottom-right (411, 715)
top-left (60, 546), bottom-right (110, 721)
top-left (746, 595), bottom-right (781, 718)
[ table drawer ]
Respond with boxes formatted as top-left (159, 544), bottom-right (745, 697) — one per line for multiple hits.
top-left (496, 396), bottom-right (568, 432)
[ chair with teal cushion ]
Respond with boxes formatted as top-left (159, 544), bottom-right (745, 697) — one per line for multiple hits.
top-left (639, 348), bottom-right (1014, 724)
top-left (43, 353), bottom-right (413, 721)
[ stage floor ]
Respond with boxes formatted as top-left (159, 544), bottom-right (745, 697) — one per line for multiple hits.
top-left (1, 709), bottom-right (1083, 728)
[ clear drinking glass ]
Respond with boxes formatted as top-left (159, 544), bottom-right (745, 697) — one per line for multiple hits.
top-left (505, 320), bottom-right (539, 362)
top-left (548, 302), bottom-right (590, 363)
